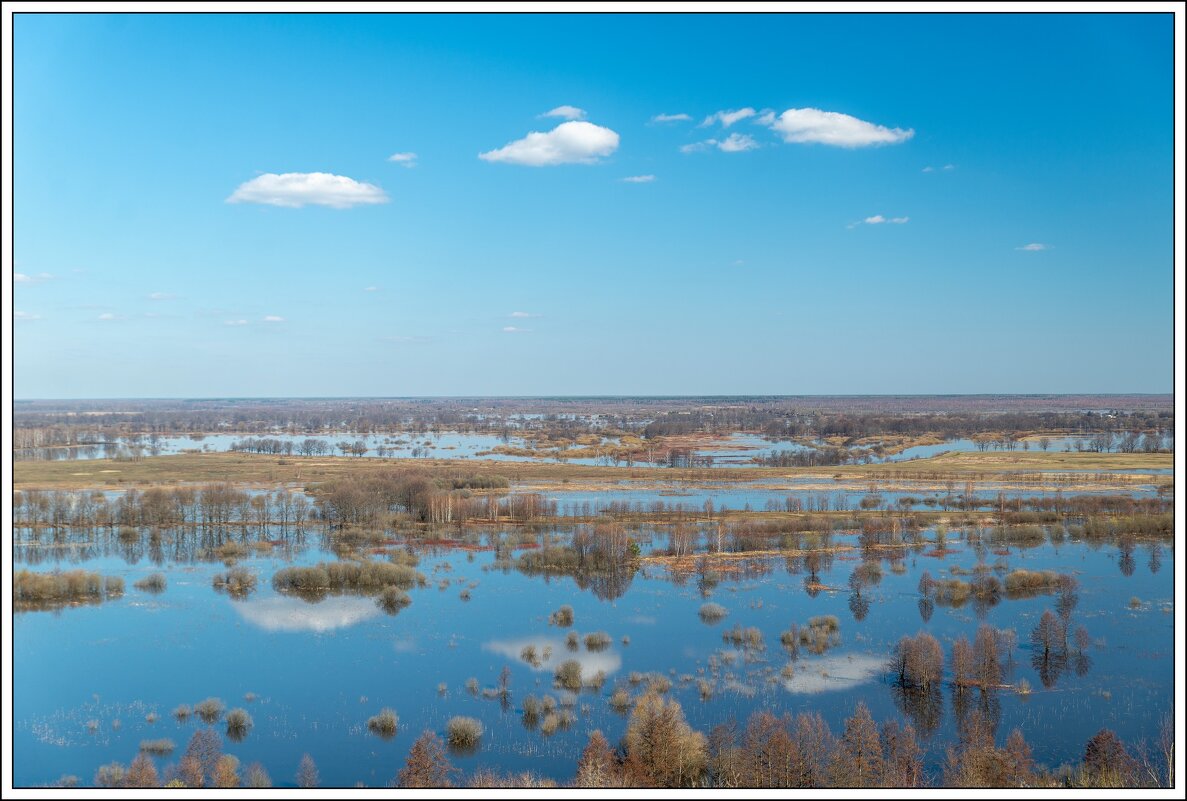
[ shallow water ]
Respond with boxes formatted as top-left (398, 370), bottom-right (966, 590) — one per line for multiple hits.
top-left (12, 520), bottom-right (1174, 788)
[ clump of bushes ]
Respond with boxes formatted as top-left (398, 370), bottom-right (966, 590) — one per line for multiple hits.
top-left (446, 716), bottom-right (484, 749)
top-left (13, 570), bottom-right (124, 608)
top-left (225, 708), bottom-right (253, 741)
top-left (782, 615), bottom-right (841, 656)
top-left (212, 567), bottom-right (258, 598)
top-left (520, 644), bottom-right (543, 667)
top-left (722, 625), bottom-right (765, 650)
top-left (698, 602), bottom-right (728, 623)
top-left (172, 705), bottom-right (191, 721)
top-left (134, 573), bottom-right (167, 593)
top-left (554, 660), bottom-right (583, 691)
top-left (549, 605), bottom-right (574, 627)
top-left (1003, 569), bottom-right (1063, 597)
top-left (272, 560), bottom-right (426, 599)
top-left (584, 631), bottom-right (612, 651)
top-left (194, 697), bottom-right (225, 724)
top-left (377, 587), bottom-right (411, 614)
top-left (565, 631), bottom-right (580, 651)
top-left (367, 708), bottom-right (399, 739)
top-left (139, 738), bottom-right (175, 755)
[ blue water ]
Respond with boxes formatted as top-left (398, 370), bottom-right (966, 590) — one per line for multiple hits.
top-left (12, 520), bottom-right (1174, 788)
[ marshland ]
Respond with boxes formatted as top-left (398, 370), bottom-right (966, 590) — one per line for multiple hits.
top-left (10, 396), bottom-right (1175, 788)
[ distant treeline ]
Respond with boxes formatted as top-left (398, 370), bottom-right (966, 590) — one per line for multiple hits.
top-left (12, 396), bottom-right (1174, 450)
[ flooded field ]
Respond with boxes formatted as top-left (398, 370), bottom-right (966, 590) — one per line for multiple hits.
top-left (12, 484), bottom-right (1174, 787)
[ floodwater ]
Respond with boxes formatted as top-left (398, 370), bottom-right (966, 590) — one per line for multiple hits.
top-left (12, 513), bottom-right (1174, 787)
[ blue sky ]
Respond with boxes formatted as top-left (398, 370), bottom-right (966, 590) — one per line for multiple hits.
top-left (12, 13), bottom-right (1174, 397)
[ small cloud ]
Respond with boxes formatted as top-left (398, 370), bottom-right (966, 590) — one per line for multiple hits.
top-left (701, 107), bottom-right (757, 128)
top-left (227, 172), bottom-right (389, 208)
top-left (718, 133), bottom-right (759, 152)
top-left (387, 152), bottom-right (418, 168)
top-left (479, 121), bottom-right (619, 167)
top-left (364, 286), bottom-right (380, 292)
top-left (852, 215), bottom-right (909, 227)
top-left (14, 272), bottom-right (53, 284)
top-left (262, 315), bottom-right (285, 323)
top-left (681, 135), bottom-right (758, 154)
top-left (224, 319), bottom-right (249, 326)
top-left (732, 259), bottom-right (745, 267)
top-left (1016, 243), bottom-right (1050, 251)
top-left (922, 166), bottom-right (935, 173)
top-left (621, 174), bottom-right (656, 183)
top-left (509, 311), bottom-right (541, 318)
top-left (97, 312), bottom-right (126, 321)
top-left (764, 107), bottom-right (914, 147)
top-left (943, 164), bottom-right (956, 171)
top-left (15, 310), bottom-right (41, 320)
top-left (502, 326), bottom-right (530, 333)
top-left (651, 113), bottom-right (691, 123)
top-left (541, 105), bottom-right (586, 120)
top-left (148, 292), bottom-right (176, 301)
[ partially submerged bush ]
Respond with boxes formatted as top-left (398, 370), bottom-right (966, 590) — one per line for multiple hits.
top-left (134, 573), bottom-right (167, 593)
top-left (565, 631), bottom-right (580, 651)
top-left (1003, 569), bottom-right (1063, 597)
top-left (14, 569), bottom-right (124, 609)
top-left (377, 586), bottom-right (411, 614)
top-left (554, 660), bottom-right (583, 691)
top-left (446, 716), bottom-right (484, 749)
top-left (212, 567), bottom-right (258, 599)
top-left (549, 605), bottom-right (574, 627)
top-left (226, 708), bottom-right (253, 741)
top-left (722, 624), bottom-right (765, 650)
top-left (172, 705), bottom-right (191, 722)
top-left (584, 631), bottom-right (613, 651)
top-left (139, 738), bottom-right (175, 755)
top-left (272, 560), bottom-right (426, 599)
top-left (698, 602), bottom-right (728, 623)
top-left (194, 697), bottom-right (225, 724)
top-left (367, 708), bottom-right (399, 739)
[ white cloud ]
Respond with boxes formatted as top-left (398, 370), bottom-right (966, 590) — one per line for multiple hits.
top-left (502, 326), bottom-right (530, 333)
top-left (364, 286), bottom-right (379, 292)
top-left (943, 164), bottom-right (956, 171)
top-left (851, 215), bottom-right (909, 228)
top-left (541, 105), bottom-right (586, 120)
top-left (14, 272), bottom-right (53, 284)
top-left (681, 135), bottom-right (757, 154)
top-left (718, 133), bottom-right (759, 152)
top-left (387, 152), bottom-right (418, 168)
top-left (922, 166), bottom-right (935, 173)
top-left (97, 312), bottom-right (124, 321)
top-left (621, 174), bottom-right (656, 183)
top-left (479, 121), bottom-right (619, 166)
top-left (651, 113), bottom-right (691, 123)
top-left (15, 310), bottom-right (41, 320)
top-left (263, 315), bottom-right (285, 323)
top-left (509, 311), bottom-right (541, 318)
top-left (227, 172), bottom-right (389, 208)
top-left (148, 292), bottom-right (176, 301)
top-left (225, 319), bottom-right (249, 326)
top-left (702, 107), bottom-right (756, 127)
top-left (765, 107), bottom-right (914, 147)
top-left (1016, 243), bottom-right (1050, 251)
